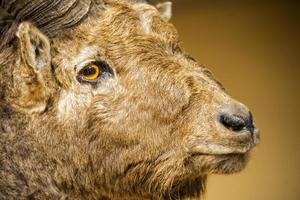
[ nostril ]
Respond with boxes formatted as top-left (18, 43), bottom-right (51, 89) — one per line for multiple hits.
top-left (219, 113), bottom-right (247, 132)
top-left (218, 103), bottom-right (256, 134)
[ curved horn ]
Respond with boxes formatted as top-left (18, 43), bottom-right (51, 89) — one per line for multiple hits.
top-left (0, 0), bottom-right (92, 48)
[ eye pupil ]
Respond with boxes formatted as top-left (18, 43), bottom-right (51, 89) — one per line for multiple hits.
top-left (83, 67), bottom-right (96, 75)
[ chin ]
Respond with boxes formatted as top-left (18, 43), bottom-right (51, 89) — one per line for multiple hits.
top-left (210, 153), bottom-right (251, 174)
top-left (189, 152), bottom-right (251, 175)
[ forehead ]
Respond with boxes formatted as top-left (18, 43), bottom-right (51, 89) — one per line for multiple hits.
top-left (104, 1), bottom-right (178, 39)
top-left (54, 1), bottom-right (178, 51)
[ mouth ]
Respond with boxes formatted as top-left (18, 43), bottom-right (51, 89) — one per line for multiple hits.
top-left (187, 128), bottom-right (260, 156)
top-left (189, 142), bottom-right (254, 156)
top-left (184, 128), bottom-right (259, 174)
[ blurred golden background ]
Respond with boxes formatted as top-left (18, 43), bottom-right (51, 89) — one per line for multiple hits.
top-left (159, 0), bottom-right (300, 200)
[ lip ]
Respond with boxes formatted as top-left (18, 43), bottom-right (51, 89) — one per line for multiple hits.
top-left (187, 128), bottom-right (260, 155)
top-left (189, 143), bottom-right (253, 155)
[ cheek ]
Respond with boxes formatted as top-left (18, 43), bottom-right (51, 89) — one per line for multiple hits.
top-left (88, 84), bottom-right (190, 151)
top-left (57, 89), bottom-right (93, 122)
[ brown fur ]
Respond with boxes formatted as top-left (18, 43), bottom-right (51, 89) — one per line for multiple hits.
top-left (0, 0), bottom-right (259, 199)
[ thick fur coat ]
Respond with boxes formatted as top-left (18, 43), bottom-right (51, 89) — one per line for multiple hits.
top-left (0, 0), bottom-right (259, 199)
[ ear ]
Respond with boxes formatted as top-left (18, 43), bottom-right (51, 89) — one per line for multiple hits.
top-left (11, 22), bottom-right (52, 114)
top-left (156, 2), bottom-right (172, 21)
top-left (16, 22), bottom-right (51, 72)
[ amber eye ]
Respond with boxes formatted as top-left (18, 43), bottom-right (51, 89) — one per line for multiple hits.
top-left (79, 64), bottom-right (100, 81)
top-left (77, 61), bottom-right (114, 84)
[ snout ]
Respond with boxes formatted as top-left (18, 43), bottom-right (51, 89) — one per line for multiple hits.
top-left (185, 97), bottom-right (260, 156)
top-left (184, 100), bottom-right (260, 174)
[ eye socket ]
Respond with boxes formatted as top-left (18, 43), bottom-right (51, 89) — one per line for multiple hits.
top-left (79, 64), bottom-right (100, 81)
top-left (77, 61), bottom-right (114, 84)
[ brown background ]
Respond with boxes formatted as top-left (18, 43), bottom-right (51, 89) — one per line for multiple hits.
top-left (155, 0), bottom-right (300, 200)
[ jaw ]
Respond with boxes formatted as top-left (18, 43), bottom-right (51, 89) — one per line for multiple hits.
top-left (145, 153), bottom-right (249, 199)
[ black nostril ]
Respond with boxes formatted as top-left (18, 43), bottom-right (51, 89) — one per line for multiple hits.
top-left (219, 113), bottom-right (247, 132)
top-left (218, 102), bottom-right (255, 133)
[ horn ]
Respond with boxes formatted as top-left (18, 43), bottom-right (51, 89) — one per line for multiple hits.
top-left (0, 0), bottom-right (92, 48)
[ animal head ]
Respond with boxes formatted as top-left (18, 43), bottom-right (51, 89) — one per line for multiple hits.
top-left (0, 0), bottom-right (259, 199)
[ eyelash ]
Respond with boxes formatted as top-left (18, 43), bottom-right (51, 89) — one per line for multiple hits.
top-left (76, 61), bottom-right (114, 84)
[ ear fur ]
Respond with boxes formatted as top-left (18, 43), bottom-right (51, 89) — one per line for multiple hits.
top-left (156, 2), bottom-right (172, 21)
top-left (11, 22), bottom-right (52, 114)
top-left (16, 22), bottom-right (51, 72)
